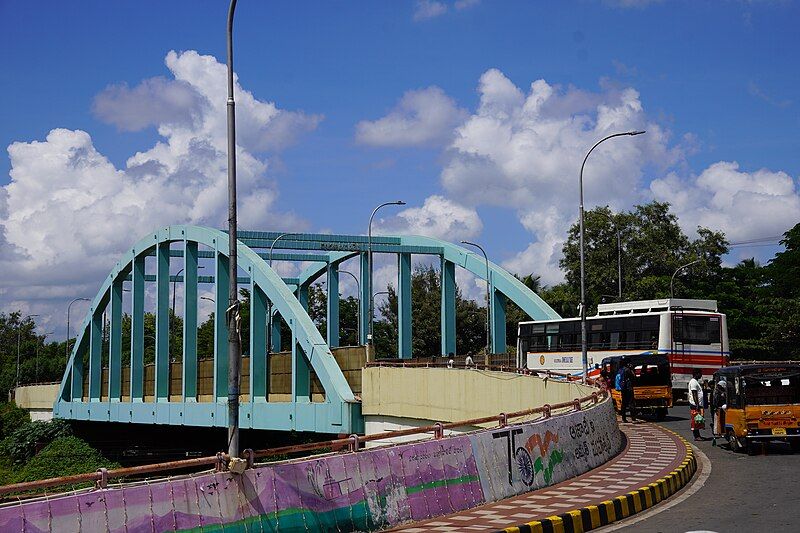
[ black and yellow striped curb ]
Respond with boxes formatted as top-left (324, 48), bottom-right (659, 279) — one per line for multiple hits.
top-left (498, 433), bottom-right (697, 533)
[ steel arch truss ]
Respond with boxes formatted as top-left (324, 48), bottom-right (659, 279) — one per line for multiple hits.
top-left (237, 231), bottom-right (560, 357)
top-left (53, 226), bottom-right (362, 434)
top-left (54, 226), bottom-right (559, 434)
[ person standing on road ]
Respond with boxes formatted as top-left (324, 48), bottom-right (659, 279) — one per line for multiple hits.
top-left (688, 369), bottom-right (705, 440)
top-left (464, 354), bottom-right (474, 368)
top-left (713, 378), bottom-right (728, 437)
top-left (620, 360), bottom-right (637, 423)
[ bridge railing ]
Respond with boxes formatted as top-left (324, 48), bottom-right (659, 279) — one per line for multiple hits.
top-left (365, 360), bottom-right (598, 384)
top-left (0, 369), bottom-right (606, 499)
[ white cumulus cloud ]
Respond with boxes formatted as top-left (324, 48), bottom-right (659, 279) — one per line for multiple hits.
top-left (355, 86), bottom-right (466, 147)
top-left (438, 69), bottom-right (677, 283)
top-left (650, 162), bottom-right (800, 243)
top-left (413, 0), bottom-right (448, 21)
top-left (376, 195), bottom-right (483, 241)
top-left (1, 50), bottom-right (316, 328)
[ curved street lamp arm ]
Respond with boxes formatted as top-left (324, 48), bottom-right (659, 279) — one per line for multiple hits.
top-left (670, 259), bottom-right (702, 298)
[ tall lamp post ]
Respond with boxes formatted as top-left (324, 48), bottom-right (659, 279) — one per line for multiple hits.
top-left (17, 314), bottom-right (39, 390)
top-left (225, 0), bottom-right (242, 458)
top-left (579, 130), bottom-right (645, 383)
top-left (461, 241), bottom-right (491, 358)
top-left (671, 259), bottom-right (701, 299)
top-left (340, 270), bottom-right (361, 344)
top-left (66, 297), bottom-right (90, 363)
top-left (367, 201), bottom-right (405, 345)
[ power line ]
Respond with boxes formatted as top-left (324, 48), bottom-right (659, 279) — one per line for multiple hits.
top-left (728, 234), bottom-right (784, 247)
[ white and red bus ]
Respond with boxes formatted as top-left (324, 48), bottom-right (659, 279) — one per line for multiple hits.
top-left (517, 299), bottom-right (729, 395)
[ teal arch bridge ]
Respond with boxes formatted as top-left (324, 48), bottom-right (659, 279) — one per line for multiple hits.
top-left (54, 226), bottom-right (560, 434)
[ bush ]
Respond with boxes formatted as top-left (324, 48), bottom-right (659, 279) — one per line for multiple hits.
top-left (0, 403), bottom-right (30, 440)
top-left (0, 419), bottom-right (72, 465)
top-left (16, 436), bottom-right (120, 483)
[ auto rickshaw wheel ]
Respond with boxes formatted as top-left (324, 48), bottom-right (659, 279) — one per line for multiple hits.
top-left (790, 439), bottom-right (800, 453)
top-left (727, 430), bottom-right (743, 453)
top-left (655, 407), bottom-right (668, 421)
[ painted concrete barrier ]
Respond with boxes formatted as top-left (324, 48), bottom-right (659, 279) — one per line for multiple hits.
top-left (0, 399), bottom-right (621, 532)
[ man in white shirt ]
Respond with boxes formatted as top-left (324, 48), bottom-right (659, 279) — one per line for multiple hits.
top-left (464, 354), bottom-right (474, 368)
top-left (688, 369), bottom-right (705, 441)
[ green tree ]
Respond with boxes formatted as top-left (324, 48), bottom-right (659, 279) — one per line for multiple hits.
top-left (374, 265), bottom-right (487, 357)
top-left (768, 224), bottom-right (800, 299)
top-left (559, 201), bottom-right (728, 312)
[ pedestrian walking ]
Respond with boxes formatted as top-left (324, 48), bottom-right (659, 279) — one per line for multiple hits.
top-left (688, 369), bottom-right (705, 440)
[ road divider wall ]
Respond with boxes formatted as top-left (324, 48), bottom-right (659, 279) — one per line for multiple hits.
top-left (0, 399), bottom-right (621, 532)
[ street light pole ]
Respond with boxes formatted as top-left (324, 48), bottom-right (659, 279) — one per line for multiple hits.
top-left (461, 241), bottom-right (491, 357)
top-left (670, 259), bottom-right (701, 299)
top-left (225, 0), bottom-right (242, 459)
top-left (367, 201), bottom-right (405, 345)
top-left (17, 314), bottom-right (39, 390)
top-left (340, 270), bottom-right (361, 345)
top-left (579, 130), bottom-right (645, 383)
top-left (66, 297), bottom-right (90, 363)
top-left (616, 225), bottom-right (622, 299)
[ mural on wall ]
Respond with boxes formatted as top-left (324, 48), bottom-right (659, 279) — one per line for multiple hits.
top-left (471, 400), bottom-right (621, 502)
top-left (0, 400), bottom-right (621, 533)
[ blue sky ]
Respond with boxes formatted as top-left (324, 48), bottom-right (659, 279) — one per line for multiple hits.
top-left (1, 1), bottom-right (799, 330)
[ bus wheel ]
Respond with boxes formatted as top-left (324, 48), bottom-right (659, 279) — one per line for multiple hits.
top-left (655, 408), bottom-right (668, 421)
top-left (790, 439), bottom-right (800, 453)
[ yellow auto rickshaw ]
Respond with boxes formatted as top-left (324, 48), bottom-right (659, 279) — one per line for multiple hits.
top-left (713, 364), bottom-right (800, 453)
top-left (602, 353), bottom-right (673, 420)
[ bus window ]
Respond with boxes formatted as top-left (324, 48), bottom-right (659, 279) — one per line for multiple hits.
top-left (610, 331), bottom-right (620, 349)
top-left (674, 316), bottom-right (720, 345)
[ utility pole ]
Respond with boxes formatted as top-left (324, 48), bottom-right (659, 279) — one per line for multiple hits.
top-left (225, 0), bottom-right (241, 459)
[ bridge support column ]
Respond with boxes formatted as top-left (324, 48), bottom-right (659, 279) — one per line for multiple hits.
top-left (441, 258), bottom-right (456, 356)
top-left (131, 255), bottom-right (145, 401)
top-left (270, 312), bottom-right (282, 352)
top-left (108, 276), bottom-right (124, 401)
top-left (292, 325), bottom-right (311, 401)
top-left (297, 285), bottom-right (309, 311)
top-left (251, 284), bottom-right (268, 401)
top-left (214, 252), bottom-right (230, 401)
top-left (89, 307), bottom-right (102, 401)
top-left (327, 265), bottom-right (340, 348)
top-left (71, 331), bottom-right (87, 401)
top-left (183, 241), bottom-right (198, 401)
top-left (360, 253), bottom-right (370, 345)
top-left (155, 242), bottom-right (170, 401)
top-left (491, 285), bottom-right (507, 355)
top-left (398, 253), bottom-right (412, 359)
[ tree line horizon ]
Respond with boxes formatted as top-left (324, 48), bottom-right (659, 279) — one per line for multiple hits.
top-left (1, 201), bottom-right (797, 397)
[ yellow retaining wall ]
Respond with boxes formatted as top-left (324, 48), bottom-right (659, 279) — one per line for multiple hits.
top-left (14, 383), bottom-right (60, 410)
top-left (361, 366), bottom-right (593, 425)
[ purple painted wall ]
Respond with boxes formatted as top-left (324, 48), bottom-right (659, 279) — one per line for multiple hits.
top-left (0, 399), bottom-right (621, 532)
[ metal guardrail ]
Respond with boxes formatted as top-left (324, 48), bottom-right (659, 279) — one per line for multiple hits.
top-left (0, 366), bottom-right (604, 498)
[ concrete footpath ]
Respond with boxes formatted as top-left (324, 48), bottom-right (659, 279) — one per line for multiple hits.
top-left (390, 421), bottom-right (694, 532)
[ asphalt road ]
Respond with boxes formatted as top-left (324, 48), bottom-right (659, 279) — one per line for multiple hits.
top-left (614, 406), bottom-right (800, 533)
